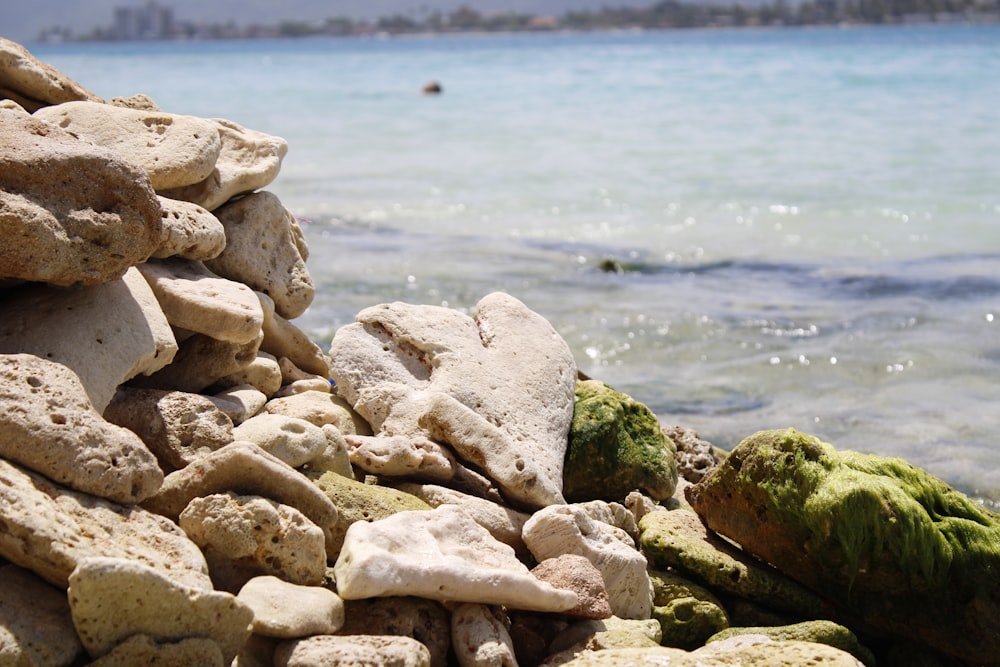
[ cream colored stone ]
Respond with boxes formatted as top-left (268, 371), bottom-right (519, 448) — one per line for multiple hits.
top-left (264, 390), bottom-right (371, 435)
top-left (451, 604), bottom-right (517, 667)
top-left (206, 191), bottom-right (313, 319)
top-left (104, 387), bottom-right (234, 470)
top-left (274, 635), bottom-right (431, 667)
top-left (333, 505), bottom-right (578, 613)
top-left (0, 107), bottom-right (160, 286)
top-left (233, 413), bottom-right (327, 467)
top-left (154, 195), bottom-right (227, 260)
top-left (145, 441), bottom-right (339, 555)
top-left (0, 37), bottom-right (102, 111)
top-left (0, 354), bottom-right (163, 503)
top-left (523, 505), bottom-right (653, 620)
top-left (345, 433), bottom-right (458, 482)
top-left (0, 458), bottom-right (210, 590)
top-left (546, 639), bottom-right (866, 667)
top-left (303, 425), bottom-right (355, 479)
top-left (274, 377), bottom-right (332, 397)
top-left (68, 557), bottom-right (252, 663)
top-left (108, 93), bottom-right (159, 110)
top-left (0, 266), bottom-right (177, 413)
top-left (575, 500), bottom-right (640, 543)
top-left (138, 258), bottom-right (263, 345)
top-left (159, 118), bottom-right (287, 211)
top-left (217, 351), bottom-right (283, 396)
top-left (258, 292), bottom-right (330, 377)
top-left (329, 293), bottom-right (576, 509)
top-left (238, 576), bottom-right (345, 639)
top-left (0, 564), bottom-right (83, 667)
top-left (280, 355), bottom-right (327, 385)
top-left (532, 555), bottom-right (613, 620)
top-left (133, 329), bottom-right (262, 393)
top-left (86, 635), bottom-right (226, 667)
top-left (34, 100), bottom-right (222, 189)
top-left (209, 384), bottom-right (268, 424)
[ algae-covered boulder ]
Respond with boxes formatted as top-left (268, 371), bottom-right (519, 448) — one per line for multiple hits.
top-left (563, 380), bottom-right (677, 503)
top-left (707, 620), bottom-right (875, 667)
top-left (649, 568), bottom-right (729, 650)
top-left (686, 427), bottom-right (1000, 666)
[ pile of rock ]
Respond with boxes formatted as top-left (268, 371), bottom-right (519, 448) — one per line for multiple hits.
top-left (2, 38), bottom-right (998, 667)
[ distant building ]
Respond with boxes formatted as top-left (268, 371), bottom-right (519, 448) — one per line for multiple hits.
top-left (112, 2), bottom-right (175, 40)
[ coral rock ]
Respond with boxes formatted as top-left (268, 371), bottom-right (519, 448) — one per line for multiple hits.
top-left (237, 576), bottom-right (345, 639)
top-left (232, 413), bottom-right (327, 467)
top-left (531, 554), bottom-right (613, 620)
top-left (85, 635), bottom-right (226, 667)
top-left (154, 195), bottom-right (227, 260)
top-left (336, 597), bottom-right (451, 667)
top-left (275, 635), bottom-right (431, 667)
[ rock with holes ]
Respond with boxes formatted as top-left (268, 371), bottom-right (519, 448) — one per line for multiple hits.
top-left (232, 413), bottom-right (327, 468)
top-left (275, 635), bottom-right (431, 667)
top-left (0, 37), bottom-right (102, 111)
top-left (649, 568), bottom-right (729, 650)
top-left (344, 433), bottom-right (459, 482)
top-left (132, 329), bottom-right (263, 394)
top-left (263, 390), bottom-right (371, 435)
top-left (237, 576), bottom-right (344, 639)
top-left (34, 100), bottom-right (222, 190)
top-left (329, 292), bottom-right (577, 509)
top-left (0, 353), bottom-right (163, 503)
top-left (85, 635), bottom-right (225, 667)
top-left (336, 597), bottom-right (451, 667)
top-left (0, 564), bottom-right (84, 667)
top-left (154, 195), bottom-right (227, 261)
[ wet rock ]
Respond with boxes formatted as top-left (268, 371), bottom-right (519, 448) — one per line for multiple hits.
top-left (648, 568), bottom-right (729, 649)
top-left (451, 604), bottom-right (517, 667)
top-left (86, 635), bottom-right (225, 667)
top-left (0, 564), bottom-right (84, 667)
top-left (237, 576), bottom-right (344, 639)
top-left (153, 195), bottom-right (227, 260)
top-left (0, 37), bottom-right (102, 111)
top-left (329, 293), bottom-right (576, 508)
top-left (707, 620), bottom-right (875, 666)
top-left (34, 100), bottom-right (222, 190)
top-left (232, 413), bottom-right (327, 468)
top-left (0, 107), bottom-right (161, 286)
top-left (531, 554), bottom-right (613, 620)
top-left (563, 379), bottom-right (677, 503)
top-left (274, 635), bottom-right (431, 667)
top-left (337, 597), bottom-right (451, 667)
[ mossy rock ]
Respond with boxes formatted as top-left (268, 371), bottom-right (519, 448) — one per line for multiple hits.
top-left (563, 380), bottom-right (677, 503)
top-left (708, 620), bottom-right (876, 667)
top-left (686, 427), bottom-right (1000, 666)
top-left (649, 568), bottom-right (729, 649)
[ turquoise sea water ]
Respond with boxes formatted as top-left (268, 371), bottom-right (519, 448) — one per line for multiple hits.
top-left (29, 25), bottom-right (1000, 499)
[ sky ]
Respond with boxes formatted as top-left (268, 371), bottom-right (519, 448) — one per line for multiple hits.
top-left (4, 0), bottom-right (668, 43)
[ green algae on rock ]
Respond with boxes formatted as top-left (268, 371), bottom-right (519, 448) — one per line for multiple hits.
top-left (649, 568), bottom-right (730, 650)
top-left (563, 380), bottom-right (677, 503)
top-left (707, 620), bottom-right (875, 667)
top-left (686, 427), bottom-right (1000, 666)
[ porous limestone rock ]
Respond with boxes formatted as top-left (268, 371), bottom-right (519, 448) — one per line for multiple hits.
top-left (329, 292), bottom-right (577, 509)
top-left (108, 93), bottom-right (159, 110)
top-left (34, 100), bottom-right (222, 190)
top-left (531, 554), bottom-right (613, 620)
top-left (0, 458), bottom-right (210, 590)
top-left (304, 425), bottom-right (355, 479)
top-left (344, 433), bottom-right (459, 482)
top-left (523, 504), bottom-right (653, 620)
top-left (0, 266), bottom-right (177, 413)
top-left (333, 505), bottom-right (579, 613)
top-left (564, 379), bottom-right (677, 503)
top-left (337, 598), bottom-right (450, 667)
top-left (0, 564), bottom-right (84, 667)
top-left (707, 621), bottom-right (875, 667)
top-left (0, 354), bottom-right (164, 504)
top-left (264, 390), bottom-right (371, 435)
top-left (179, 493), bottom-right (327, 591)
top-left (68, 557), bottom-right (253, 663)
top-left (85, 635), bottom-right (225, 667)
top-left (144, 441), bottom-right (339, 555)
top-left (217, 351), bottom-right (283, 397)
top-left (137, 258), bottom-right (264, 345)
top-left (451, 604), bottom-right (517, 667)
top-left (575, 499), bottom-right (640, 543)
top-left (648, 568), bottom-right (729, 649)
top-left (104, 387), bottom-right (234, 471)
top-left (237, 576), bottom-right (344, 639)
top-left (0, 37), bottom-right (102, 111)
top-left (0, 107), bottom-right (161, 286)
top-left (686, 427), bottom-right (1000, 666)
top-left (206, 191), bottom-right (314, 319)
top-left (134, 329), bottom-right (262, 393)
top-left (638, 508), bottom-right (825, 618)
top-left (233, 413), bottom-right (327, 468)
top-left (545, 640), bottom-right (865, 667)
top-left (154, 195), bottom-right (227, 260)
top-left (547, 616), bottom-right (663, 658)
top-left (274, 635), bottom-right (431, 667)
top-left (664, 424), bottom-right (721, 483)
top-left (209, 384), bottom-right (267, 425)
top-left (259, 292), bottom-right (330, 377)
top-left (159, 118), bottom-right (287, 211)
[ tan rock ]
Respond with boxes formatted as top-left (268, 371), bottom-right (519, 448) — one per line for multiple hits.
top-left (547, 616), bottom-right (664, 657)
top-left (274, 635), bottom-right (431, 667)
top-left (336, 598), bottom-right (450, 667)
top-left (303, 426), bottom-right (355, 479)
top-left (144, 441), bottom-right (339, 555)
top-left (329, 293), bottom-right (576, 509)
top-left (68, 557), bottom-right (253, 663)
top-left (258, 292), bottom-right (330, 377)
top-left (138, 258), bottom-right (263, 345)
top-left (179, 492), bottom-right (327, 591)
top-left (233, 413), bottom-right (327, 467)
top-left (278, 353), bottom-right (330, 387)
top-left (0, 37), bottom-right (102, 111)
top-left (154, 195), bottom-right (227, 260)
top-left (274, 376), bottom-right (332, 397)
top-left (0, 458), bottom-right (210, 590)
top-left (206, 191), bottom-right (314, 319)
top-left (0, 107), bottom-right (160, 286)
top-left (531, 555), bottom-right (613, 620)
top-left (0, 354), bottom-right (163, 503)
top-left (333, 505), bottom-right (578, 613)
top-left (451, 604), bottom-right (517, 667)
top-left (86, 635), bottom-right (226, 667)
top-left (34, 100), bottom-right (222, 190)
top-left (0, 564), bottom-right (84, 667)
top-left (133, 329), bottom-right (263, 393)
top-left (238, 576), bottom-right (344, 639)
top-left (209, 384), bottom-right (268, 424)
top-left (264, 390), bottom-right (372, 435)
top-left (159, 118), bottom-right (287, 211)
top-left (345, 433), bottom-right (459, 482)
top-left (108, 93), bottom-right (159, 110)
top-left (217, 351), bottom-right (283, 396)
top-left (104, 387), bottom-right (234, 471)
top-left (523, 505), bottom-right (653, 620)
top-left (0, 266), bottom-right (177, 413)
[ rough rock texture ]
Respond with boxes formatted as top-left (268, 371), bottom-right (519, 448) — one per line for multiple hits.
top-left (530, 554), bottom-right (613, 620)
top-left (258, 291), bottom-right (331, 377)
top-left (274, 635), bottom-right (431, 667)
top-left (264, 390), bottom-right (370, 435)
top-left (0, 564), bottom-right (84, 667)
top-left (686, 427), bottom-right (1000, 666)
top-left (707, 621), bottom-right (875, 667)
top-left (209, 384), bottom-right (268, 425)
top-left (329, 293), bottom-right (577, 508)
top-left (345, 433), bottom-right (460, 482)
top-left (451, 604), bottom-right (518, 667)
top-left (206, 191), bottom-right (314, 320)
top-left (0, 266), bottom-right (177, 413)
top-left (0, 354), bottom-right (164, 504)
top-left (564, 379), bottom-right (678, 503)
top-left (154, 195), bottom-right (227, 260)
top-left (232, 413), bottom-right (327, 468)
top-left (0, 458), bottom-right (210, 590)
top-left (333, 505), bottom-right (579, 613)
top-left (68, 557), bottom-right (253, 664)
top-left (543, 617), bottom-right (663, 665)
top-left (179, 493), bottom-right (327, 591)
top-left (546, 640), bottom-right (865, 667)
top-left (134, 329), bottom-right (263, 394)
top-left (237, 576), bottom-right (345, 639)
top-left (664, 424), bottom-right (722, 483)
top-left (85, 635), bottom-right (226, 667)
top-left (0, 37), bottom-right (102, 111)
top-left (523, 504), bottom-right (653, 620)
top-left (218, 351), bottom-right (283, 396)
top-left (33, 100), bottom-right (222, 190)
top-left (0, 107), bottom-right (161, 286)
top-left (649, 568), bottom-right (730, 650)
top-left (336, 597), bottom-right (451, 667)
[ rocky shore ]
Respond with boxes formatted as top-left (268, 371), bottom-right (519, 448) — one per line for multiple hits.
top-left (1, 37), bottom-right (998, 667)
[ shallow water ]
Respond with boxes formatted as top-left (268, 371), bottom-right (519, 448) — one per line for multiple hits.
top-left (32, 24), bottom-right (1000, 499)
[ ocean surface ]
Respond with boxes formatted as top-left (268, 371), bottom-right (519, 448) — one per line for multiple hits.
top-left (29, 25), bottom-right (1000, 501)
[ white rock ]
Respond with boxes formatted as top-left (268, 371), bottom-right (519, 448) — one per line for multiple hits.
top-left (209, 384), bottom-right (268, 425)
top-left (233, 413), bottom-right (327, 467)
top-left (345, 433), bottom-right (458, 482)
top-left (237, 576), bottom-right (344, 639)
top-left (451, 603), bottom-right (518, 667)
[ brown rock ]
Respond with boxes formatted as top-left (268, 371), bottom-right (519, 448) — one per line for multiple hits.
top-left (531, 554), bottom-right (613, 620)
top-left (133, 329), bottom-right (263, 394)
